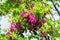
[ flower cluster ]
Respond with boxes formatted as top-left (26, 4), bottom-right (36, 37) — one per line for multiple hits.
top-left (6, 10), bottom-right (49, 40)
top-left (1, 0), bottom-right (52, 40)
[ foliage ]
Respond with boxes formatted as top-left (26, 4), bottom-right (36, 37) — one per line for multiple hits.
top-left (0, 0), bottom-right (60, 40)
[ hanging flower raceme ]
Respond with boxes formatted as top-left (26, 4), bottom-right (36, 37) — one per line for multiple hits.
top-left (40, 32), bottom-right (46, 38)
top-left (27, 22), bottom-right (35, 32)
top-left (40, 32), bottom-right (50, 40)
top-left (10, 22), bottom-right (16, 32)
top-left (16, 22), bottom-right (22, 31)
top-left (20, 11), bottom-right (26, 18)
top-left (37, 22), bottom-right (42, 28)
top-left (16, 22), bottom-right (23, 34)
top-left (29, 26), bottom-right (35, 32)
top-left (16, 22), bottom-right (21, 27)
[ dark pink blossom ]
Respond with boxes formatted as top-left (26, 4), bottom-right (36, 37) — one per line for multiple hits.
top-left (29, 26), bottom-right (34, 32)
top-left (37, 22), bottom-right (42, 28)
top-left (10, 36), bottom-right (13, 40)
top-left (10, 22), bottom-right (16, 32)
top-left (27, 23), bottom-right (34, 32)
top-left (41, 18), bottom-right (46, 23)
top-left (20, 11), bottom-right (26, 18)
top-left (30, 3), bottom-right (34, 8)
top-left (16, 22), bottom-right (21, 27)
top-left (41, 32), bottom-right (46, 38)
top-left (16, 22), bottom-right (23, 34)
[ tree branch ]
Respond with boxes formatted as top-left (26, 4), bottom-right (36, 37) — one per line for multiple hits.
top-left (50, 0), bottom-right (60, 16)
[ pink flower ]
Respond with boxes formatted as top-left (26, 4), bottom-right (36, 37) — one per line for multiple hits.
top-left (28, 15), bottom-right (37, 24)
top-left (28, 10), bottom-right (38, 24)
top-left (10, 22), bottom-right (16, 32)
top-left (29, 10), bottom-right (33, 15)
top-left (6, 32), bottom-right (10, 35)
top-left (20, 11), bottom-right (26, 18)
